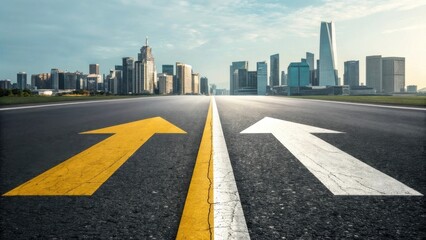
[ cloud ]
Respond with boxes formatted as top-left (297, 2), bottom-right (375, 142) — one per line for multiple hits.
top-left (382, 24), bottom-right (425, 34)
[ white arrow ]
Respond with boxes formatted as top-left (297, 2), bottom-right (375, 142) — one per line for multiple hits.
top-left (241, 117), bottom-right (422, 196)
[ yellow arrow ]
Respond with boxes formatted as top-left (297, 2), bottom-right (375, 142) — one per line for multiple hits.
top-left (3, 117), bottom-right (186, 196)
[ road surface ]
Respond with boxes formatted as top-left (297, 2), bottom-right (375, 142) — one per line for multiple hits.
top-left (1, 96), bottom-right (424, 239)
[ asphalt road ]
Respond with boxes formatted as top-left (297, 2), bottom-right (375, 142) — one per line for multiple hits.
top-left (1, 96), bottom-right (425, 239)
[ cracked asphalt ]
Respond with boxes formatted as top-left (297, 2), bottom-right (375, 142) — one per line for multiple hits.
top-left (1, 95), bottom-right (425, 239)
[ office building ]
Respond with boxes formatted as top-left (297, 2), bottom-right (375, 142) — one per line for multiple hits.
top-left (281, 70), bottom-right (287, 85)
top-left (200, 77), bottom-right (209, 95)
top-left (382, 57), bottom-right (405, 93)
top-left (162, 65), bottom-right (174, 75)
top-left (63, 72), bottom-right (78, 90)
top-left (122, 57), bottom-right (134, 94)
top-left (230, 61), bottom-right (248, 95)
top-left (344, 60), bottom-right (359, 87)
top-left (158, 73), bottom-right (173, 94)
top-left (17, 72), bottom-right (27, 90)
top-left (257, 61), bottom-right (267, 95)
top-left (319, 21), bottom-right (338, 86)
top-left (51, 68), bottom-right (61, 91)
top-left (406, 85), bottom-right (417, 93)
top-left (366, 55), bottom-right (382, 92)
top-left (247, 71), bottom-right (257, 89)
top-left (0, 79), bottom-right (12, 89)
top-left (105, 70), bottom-right (118, 94)
top-left (270, 54), bottom-right (280, 86)
top-left (89, 64), bottom-right (99, 75)
top-left (287, 62), bottom-right (310, 87)
top-left (306, 52), bottom-right (315, 85)
top-left (134, 38), bottom-right (156, 94)
top-left (192, 73), bottom-right (200, 94)
top-left (176, 62), bottom-right (192, 94)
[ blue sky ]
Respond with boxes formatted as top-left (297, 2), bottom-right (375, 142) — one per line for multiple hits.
top-left (1, 0), bottom-right (425, 89)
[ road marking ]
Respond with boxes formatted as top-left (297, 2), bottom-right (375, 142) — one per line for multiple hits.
top-left (3, 117), bottom-right (186, 196)
top-left (284, 97), bottom-right (426, 111)
top-left (177, 97), bottom-right (250, 239)
top-left (241, 117), bottom-right (422, 196)
top-left (212, 97), bottom-right (250, 239)
top-left (177, 100), bottom-right (214, 239)
top-left (0, 97), bottom-right (162, 111)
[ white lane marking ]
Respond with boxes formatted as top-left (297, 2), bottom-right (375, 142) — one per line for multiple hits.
top-left (241, 117), bottom-right (422, 196)
top-left (212, 97), bottom-right (251, 239)
top-left (0, 97), bottom-right (161, 111)
top-left (282, 97), bottom-right (426, 111)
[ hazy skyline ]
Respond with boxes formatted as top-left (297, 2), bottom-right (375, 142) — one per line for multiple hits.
top-left (1, 0), bottom-right (425, 89)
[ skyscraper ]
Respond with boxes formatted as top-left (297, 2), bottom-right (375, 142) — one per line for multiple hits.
top-left (366, 55), bottom-right (383, 92)
top-left (257, 61), bottom-right (267, 95)
top-left (306, 52), bottom-right (315, 85)
top-left (17, 72), bottom-right (27, 90)
top-left (230, 61), bottom-right (248, 95)
top-left (176, 62), bottom-right (192, 94)
top-left (192, 73), bottom-right (200, 94)
top-left (344, 60), bottom-right (359, 87)
top-left (89, 64), bottom-right (99, 75)
top-left (319, 21), bottom-right (338, 86)
top-left (200, 77), bottom-right (209, 95)
top-left (134, 38), bottom-right (156, 94)
top-left (382, 57), bottom-right (405, 93)
top-left (270, 54), bottom-right (280, 86)
top-left (51, 68), bottom-right (60, 91)
top-left (122, 57), bottom-right (134, 94)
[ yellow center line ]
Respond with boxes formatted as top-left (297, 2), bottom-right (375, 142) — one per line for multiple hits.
top-left (176, 98), bottom-right (213, 239)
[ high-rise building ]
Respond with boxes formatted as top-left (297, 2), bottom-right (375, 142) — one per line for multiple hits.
top-left (319, 21), bottom-right (338, 86)
top-left (366, 55), bottom-right (383, 92)
top-left (382, 57), bottom-right (405, 93)
top-left (230, 61), bottom-right (248, 95)
top-left (270, 54), bottom-right (280, 86)
top-left (63, 72), bottom-right (78, 90)
top-left (192, 73), bottom-right (200, 94)
top-left (257, 61), bottom-right (267, 95)
top-left (158, 73), bottom-right (173, 94)
top-left (247, 71), bottom-right (257, 89)
top-left (51, 68), bottom-right (60, 91)
top-left (0, 79), bottom-right (12, 90)
top-left (176, 62), bottom-right (192, 94)
top-left (89, 64), bottom-right (99, 75)
top-left (200, 77), bottom-right (209, 95)
top-left (306, 52), bottom-right (315, 85)
top-left (287, 62), bottom-right (310, 87)
top-left (344, 60), bottom-right (359, 87)
top-left (281, 70), bottom-right (287, 85)
top-left (134, 38), bottom-right (156, 94)
top-left (17, 72), bottom-right (27, 90)
top-left (162, 65), bottom-right (174, 75)
top-left (122, 57), bottom-right (134, 94)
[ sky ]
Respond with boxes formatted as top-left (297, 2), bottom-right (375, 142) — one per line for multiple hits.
top-left (1, 0), bottom-right (425, 89)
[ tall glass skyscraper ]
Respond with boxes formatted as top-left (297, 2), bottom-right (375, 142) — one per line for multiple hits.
top-left (270, 54), bottom-right (280, 87)
top-left (229, 61), bottom-right (248, 95)
top-left (256, 61), bottom-right (267, 95)
top-left (319, 21), bottom-right (338, 86)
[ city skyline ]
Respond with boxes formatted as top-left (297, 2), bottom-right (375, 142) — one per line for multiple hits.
top-left (1, 0), bottom-right (425, 89)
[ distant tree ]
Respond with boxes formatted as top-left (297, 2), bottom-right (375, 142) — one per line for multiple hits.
top-left (12, 89), bottom-right (22, 96)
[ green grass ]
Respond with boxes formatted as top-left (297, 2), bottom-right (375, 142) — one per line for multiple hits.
top-left (0, 95), bottom-right (148, 106)
top-left (286, 95), bottom-right (426, 107)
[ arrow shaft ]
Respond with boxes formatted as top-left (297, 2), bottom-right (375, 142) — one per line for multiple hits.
top-left (273, 131), bottom-right (421, 195)
top-left (4, 132), bottom-right (156, 196)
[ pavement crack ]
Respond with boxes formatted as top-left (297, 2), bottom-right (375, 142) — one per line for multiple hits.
top-left (207, 114), bottom-right (214, 240)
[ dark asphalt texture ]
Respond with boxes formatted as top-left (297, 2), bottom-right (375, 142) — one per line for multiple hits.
top-left (1, 95), bottom-right (425, 239)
